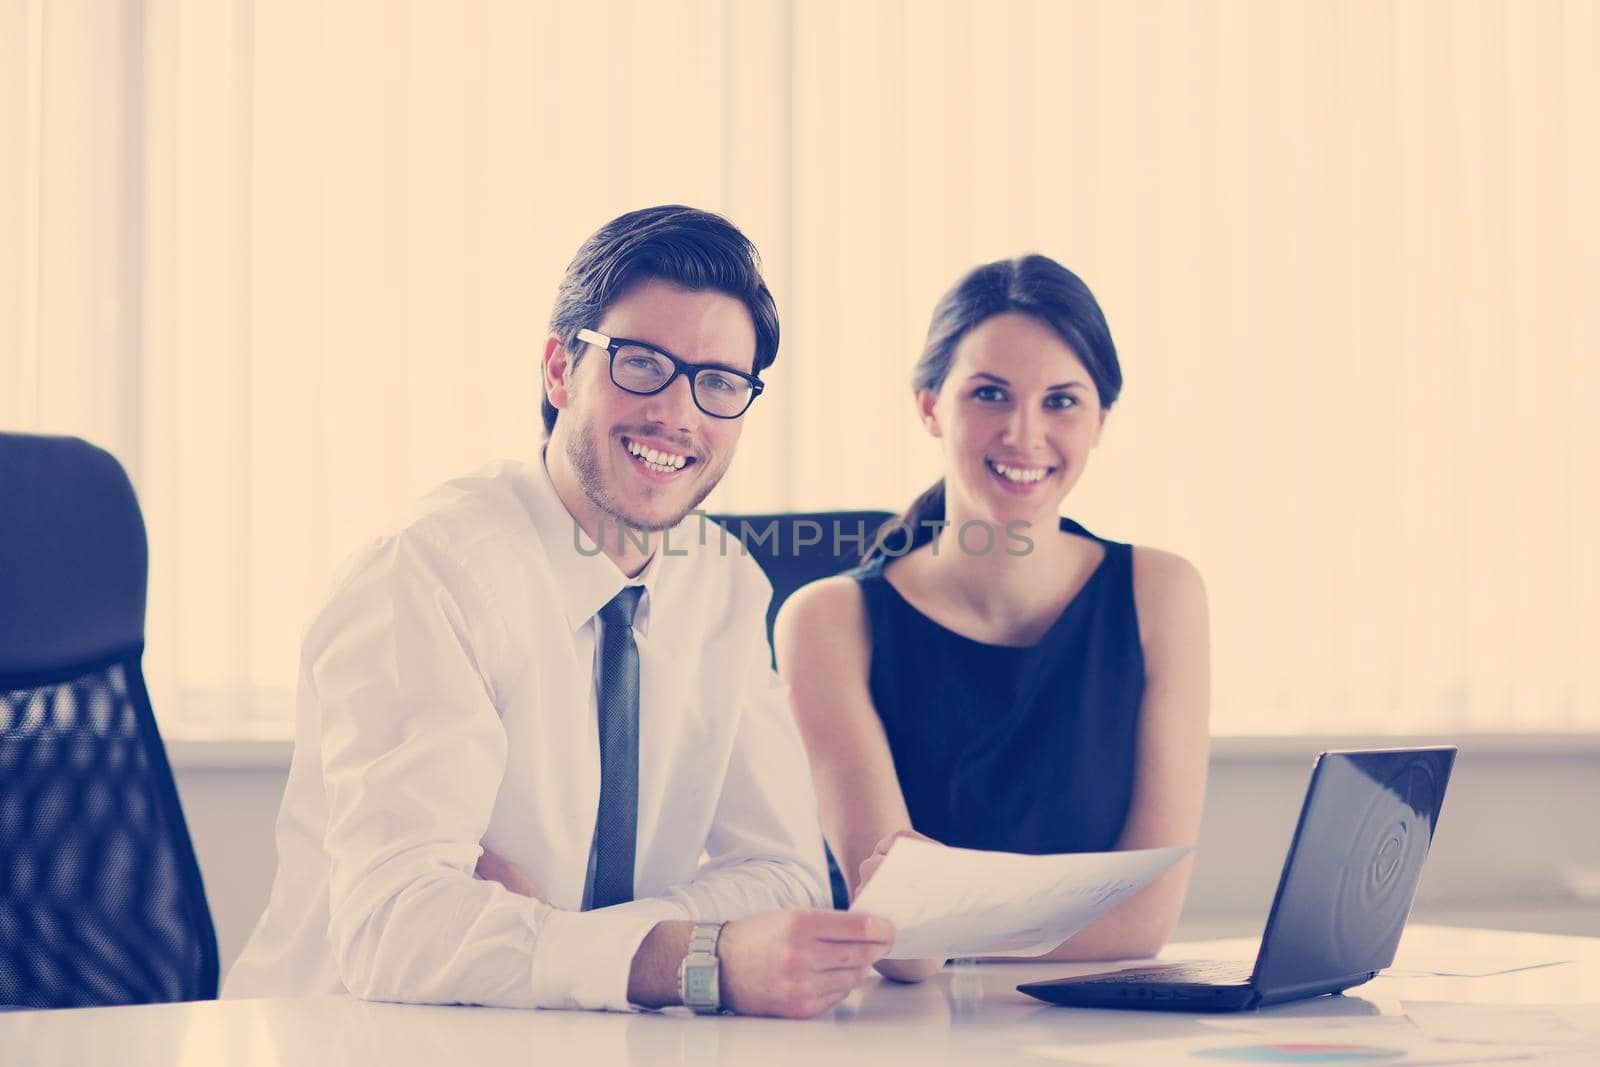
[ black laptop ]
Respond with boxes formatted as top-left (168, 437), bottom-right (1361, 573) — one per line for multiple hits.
top-left (1018, 746), bottom-right (1457, 1012)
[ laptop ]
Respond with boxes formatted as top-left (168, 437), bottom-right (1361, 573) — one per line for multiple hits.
top-left (1018, 746), bottom-right (1457, 1012)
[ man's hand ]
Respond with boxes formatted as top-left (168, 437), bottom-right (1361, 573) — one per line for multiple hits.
top-left (475, 848), bottom-right (546, 902)
top-left (855, 828), bottom-right (935, 898)
top-left (716, 910), bottom-right (895, 1019)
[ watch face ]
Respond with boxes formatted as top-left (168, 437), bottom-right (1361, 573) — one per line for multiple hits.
top-left (685, 967), bottom-right (716, 1003)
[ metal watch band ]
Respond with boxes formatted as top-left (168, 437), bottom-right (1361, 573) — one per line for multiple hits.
top-left (687, 922), bottom-right (723, 958)
top-left (679, 921), bottom-right (727, 1014)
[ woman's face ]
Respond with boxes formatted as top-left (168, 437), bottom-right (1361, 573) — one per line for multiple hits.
top-left (920, 311), bottom-right (1107, 532)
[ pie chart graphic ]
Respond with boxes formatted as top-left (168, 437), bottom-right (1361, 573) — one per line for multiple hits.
top-left (1193, 1043), bottom-right (1407, 1063)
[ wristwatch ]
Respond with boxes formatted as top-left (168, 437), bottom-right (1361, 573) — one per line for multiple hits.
top-left (678, 921), bottom-right (727, 1014)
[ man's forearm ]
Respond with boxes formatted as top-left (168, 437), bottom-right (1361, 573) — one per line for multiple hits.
top-left (627, 921), bottom-right (693, 1008)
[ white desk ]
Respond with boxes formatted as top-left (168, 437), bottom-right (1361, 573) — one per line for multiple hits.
top-left (3, 926), bottom-right (1596, 1066)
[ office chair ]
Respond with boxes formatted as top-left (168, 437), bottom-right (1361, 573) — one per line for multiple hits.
top-left (0, 433), bottom-right (219, 1008)
top-left (708, 510), bottom-right (896, 653)
top-left (710, 509), bottom-right (896, 909)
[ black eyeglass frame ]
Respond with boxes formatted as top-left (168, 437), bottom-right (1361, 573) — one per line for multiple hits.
top-left (574, 328), bottom-right (766, 420)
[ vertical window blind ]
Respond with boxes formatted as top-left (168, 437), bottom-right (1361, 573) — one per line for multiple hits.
top-left (4, 0), bottom-right (1595, 737)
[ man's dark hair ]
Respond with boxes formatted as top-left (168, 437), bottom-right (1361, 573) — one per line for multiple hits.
top-left (543, 205), bottom-right (780, 436)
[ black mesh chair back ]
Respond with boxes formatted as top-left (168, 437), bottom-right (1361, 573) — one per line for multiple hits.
top-left (708, 510), bottom-right (895, 653)
top-left (0, 433), bottom-right (219, 1008)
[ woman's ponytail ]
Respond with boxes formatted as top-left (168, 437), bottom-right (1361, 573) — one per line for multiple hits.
top-left (863, 479), bottom-right (946, 565)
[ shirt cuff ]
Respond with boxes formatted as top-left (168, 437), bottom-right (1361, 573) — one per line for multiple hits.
top-left (528, 897), bottom-right (690, 1011)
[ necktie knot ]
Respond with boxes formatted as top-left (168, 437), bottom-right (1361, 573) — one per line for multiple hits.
top-left (599, 585), bottom-right (643, 629)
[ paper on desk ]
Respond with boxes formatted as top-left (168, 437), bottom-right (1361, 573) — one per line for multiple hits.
top-left (1381, 928), bottom-right (1577, 978)
top-left (1198, 1006), bottom-right (1596, 1049)
top-left (846, 838), bottom-right (1188, 959)
top-left (1380, 961), bottom-right (1573, 979)
top-left (1400, 1002), bottom-right (1597, 1047)
top-left (1024, 1028), bottom-right (1583, 1066)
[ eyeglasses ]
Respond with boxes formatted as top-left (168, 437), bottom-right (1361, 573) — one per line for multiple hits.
top-left (575, 328), bottom-right (765, 420)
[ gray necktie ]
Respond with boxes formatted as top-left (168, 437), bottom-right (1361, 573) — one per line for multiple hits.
top-left (588, 585), bottom-right (642, 910)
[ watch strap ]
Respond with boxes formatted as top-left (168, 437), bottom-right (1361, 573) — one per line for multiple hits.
top-left (679, 921), bottom-right (727, 1014)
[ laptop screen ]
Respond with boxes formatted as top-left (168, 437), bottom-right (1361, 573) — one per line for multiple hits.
top-left (1250, 747), bottom-right (1456, 994)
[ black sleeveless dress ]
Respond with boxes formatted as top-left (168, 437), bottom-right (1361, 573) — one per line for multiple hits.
top-left (850, 517), bottom-right (1145, 856)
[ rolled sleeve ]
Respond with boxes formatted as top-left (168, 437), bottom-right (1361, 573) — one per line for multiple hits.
top-left (528, 899), bottom-right (687, 1011)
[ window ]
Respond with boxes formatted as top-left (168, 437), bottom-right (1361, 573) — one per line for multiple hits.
top-left (6, 0), bottom-right (1595, 737)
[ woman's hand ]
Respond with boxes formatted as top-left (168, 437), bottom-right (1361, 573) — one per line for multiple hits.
top-left (854, 829), bottom-right (945, 985)
top-left (855, 827), bottom-right (936, 897)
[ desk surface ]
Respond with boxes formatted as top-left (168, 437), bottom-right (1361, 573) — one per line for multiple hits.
top-left (4, 926), bottom-right (1597, 1066)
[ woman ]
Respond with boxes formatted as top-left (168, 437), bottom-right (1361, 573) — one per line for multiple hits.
top-left (775, 255), bottom-right (1210, 983)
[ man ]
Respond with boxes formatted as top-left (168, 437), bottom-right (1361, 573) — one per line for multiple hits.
top-left (224, 206), bottom-right (893, 1017)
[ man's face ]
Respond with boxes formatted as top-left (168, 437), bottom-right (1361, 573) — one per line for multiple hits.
top-left (545, 278), bottom-right (757, 532)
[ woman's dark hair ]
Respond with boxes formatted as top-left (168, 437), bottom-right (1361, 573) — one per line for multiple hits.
top-left (542, 205), bottom-right (780, 436)
top-left (865, 254), bottom-right (1121, 563)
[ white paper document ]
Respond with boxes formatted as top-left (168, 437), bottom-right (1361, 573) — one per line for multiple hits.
top-left (1380, 928), bottom-right (1578, 977)
top-left (846, 838), bottom-right (1189, 959)
top-left (1025, 1027), bottom-right (1588, 1066)
top-left (1400, 1002), bottom-right (1597, 1048)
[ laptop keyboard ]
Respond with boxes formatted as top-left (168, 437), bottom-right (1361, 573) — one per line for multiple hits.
top-left (1075, 960), bottom-right (1254, 986)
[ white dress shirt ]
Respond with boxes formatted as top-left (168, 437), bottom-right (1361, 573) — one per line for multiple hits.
top-left (223, 457), bottom-right (830, 1011)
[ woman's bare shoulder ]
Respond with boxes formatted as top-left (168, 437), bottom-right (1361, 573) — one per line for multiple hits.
top-left (774, 574), bottom-right (872, 670)
top-left (1129, 545), bottom-right (1209, 649)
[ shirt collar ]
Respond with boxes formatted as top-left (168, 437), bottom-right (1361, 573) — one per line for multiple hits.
top-left (524, 448), bottom-right (663, 636)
